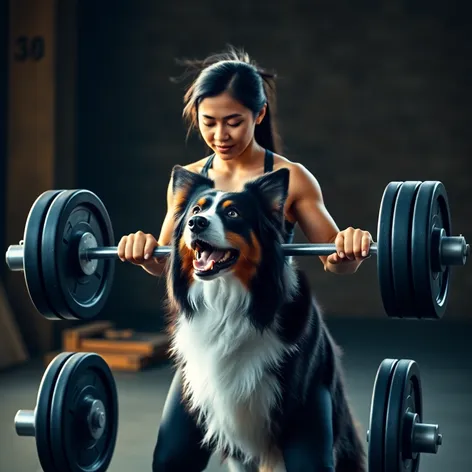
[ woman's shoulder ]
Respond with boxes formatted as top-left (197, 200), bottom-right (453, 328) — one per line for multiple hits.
top-left (181, 155), bottom-right (213, 174)
top-left (272, 153), bottom-right (322, 196)
top-left (272, 153), bottom-right (314, 179)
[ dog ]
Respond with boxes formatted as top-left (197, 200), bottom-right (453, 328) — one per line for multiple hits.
top-left (164, 165), bottom-right (366, 472)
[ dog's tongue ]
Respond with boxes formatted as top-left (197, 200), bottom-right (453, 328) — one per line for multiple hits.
top-left (193, 249), bottom-right (225, 271)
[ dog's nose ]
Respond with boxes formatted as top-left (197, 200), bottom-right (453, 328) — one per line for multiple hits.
top-left (188, 215), bottom-right (209, 233)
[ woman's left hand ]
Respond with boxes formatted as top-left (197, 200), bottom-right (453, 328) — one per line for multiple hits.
top-left (327, 227), bottom-right (373, 265)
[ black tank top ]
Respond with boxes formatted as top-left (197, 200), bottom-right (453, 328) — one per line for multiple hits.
top-left (200, 149), bottom-right (296, 244)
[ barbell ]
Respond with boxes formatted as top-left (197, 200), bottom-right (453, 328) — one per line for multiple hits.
top-left (14, 352), bottom-right (441, 472)
top-left (4, 180), bottom-right (469, 321)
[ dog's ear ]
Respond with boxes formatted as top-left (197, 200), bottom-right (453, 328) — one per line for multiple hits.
top-left (245, 168), bottom-right (290, 217)
top-left (171, 165), bottom-right (214, 216)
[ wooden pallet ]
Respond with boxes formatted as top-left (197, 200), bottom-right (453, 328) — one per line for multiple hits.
top-left (45, 321), bottom-right (170, 372)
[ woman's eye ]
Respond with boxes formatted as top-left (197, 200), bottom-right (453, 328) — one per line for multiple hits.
top-left (227, 209), bottom-right (239, 218)
top-left (192, 206), bottom-right (201, 215)
top-left (228, 122), bottom-right (242, 127)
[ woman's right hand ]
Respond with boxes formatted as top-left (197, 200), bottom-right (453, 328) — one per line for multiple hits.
top-left (117, 231), bottom-right (162, 273)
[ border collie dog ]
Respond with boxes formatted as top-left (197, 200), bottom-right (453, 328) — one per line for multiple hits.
top-left (165, 165), bottom-right (366, 472)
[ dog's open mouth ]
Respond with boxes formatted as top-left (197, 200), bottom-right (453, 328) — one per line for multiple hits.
top-left (191, 239), bottom-right (239, 277)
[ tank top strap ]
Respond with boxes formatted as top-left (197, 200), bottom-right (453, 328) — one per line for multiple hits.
top-left (264, 149), bottom-right (274, 173)
top-left (200, 154), bottom-right (215, 177)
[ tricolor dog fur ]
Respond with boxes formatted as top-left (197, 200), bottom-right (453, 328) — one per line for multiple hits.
top-left (165, 165), bottom-right (366, 472)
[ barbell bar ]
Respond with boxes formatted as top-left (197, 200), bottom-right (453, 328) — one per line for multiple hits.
top-left (6, 242), bottom-right (381, 268)
top-left (3, 180), bottom-right (470, 321)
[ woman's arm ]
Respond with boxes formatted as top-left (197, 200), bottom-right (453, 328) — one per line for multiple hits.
top-left (117, 177), bottom-right (176, 277)
top-left (287, 163), bottom-right (372, 275)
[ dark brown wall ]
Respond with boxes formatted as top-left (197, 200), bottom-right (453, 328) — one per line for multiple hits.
top-left (0, 0), bottom-right (7, 271)
top-left (76, 0), bottom-right (472, 332)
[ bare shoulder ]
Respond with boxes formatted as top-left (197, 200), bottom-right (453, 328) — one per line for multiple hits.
top-left (182, 156), bottom-right (211, 174)
top-left (272, 154), bottom-right (323, 199)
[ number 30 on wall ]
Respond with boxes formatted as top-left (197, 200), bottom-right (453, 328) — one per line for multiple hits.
top-left (14, 36), bottom-right (45, 61)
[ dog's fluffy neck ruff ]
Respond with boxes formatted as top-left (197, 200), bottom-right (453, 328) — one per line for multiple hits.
top-left (169, 262), bottom-right (299, 462)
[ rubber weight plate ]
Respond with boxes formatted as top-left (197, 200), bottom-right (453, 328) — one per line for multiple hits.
top-left (391, 181), bottom-right (422, 319)
top-left (49, 352), bottom-right (118, 472)
top-left (377, 182), bottom-right (403, 318)
top-left (385, 359), bottom-right (423, 472)
top-left (367, 358), bottom-right (399, 472)
top-left (23, 190), bottom-right (65, 320)
top-left (41, 189), bottom-right (115, 320)
top-left (33, 352), bottom-right (76, 472)
top-left (411, 181), bottom-right (452, 319)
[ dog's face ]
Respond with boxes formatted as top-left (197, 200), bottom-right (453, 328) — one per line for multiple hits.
top-left (170, 165), bottom-right (289, 286)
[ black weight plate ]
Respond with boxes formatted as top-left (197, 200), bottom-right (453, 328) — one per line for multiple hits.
top-left (23, 190), bottom-right (65, 320)
top-left (34, 352), bottom-right (76, 472)
top-left (411, 181), bottom-right (451, 319)
top-left (368, 358), bottom-right (399, 472)
top-left (49, 352), bottom-right (118, 472)
top-left (377, 182), bottom-right (403, 318)
top-left (385, 359), bottom-right (422, 472)
top-left (391, 181), bottom-right (422, 319)
top-left (41, 189), bottom-right (115, 320)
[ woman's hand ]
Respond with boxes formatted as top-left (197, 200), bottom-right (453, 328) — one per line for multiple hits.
top-left (117, 231), bottom-right (164, 276)
top-left (327, 227), bottom-right (373, 266)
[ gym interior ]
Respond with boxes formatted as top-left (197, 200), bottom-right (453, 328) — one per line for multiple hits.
top-left (0, 1), bottom-right (471, 471)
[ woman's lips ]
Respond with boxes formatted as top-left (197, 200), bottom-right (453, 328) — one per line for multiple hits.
top-left (215, 145), bottom-right (233, 154)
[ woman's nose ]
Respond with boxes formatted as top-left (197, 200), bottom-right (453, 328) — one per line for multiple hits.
top-left (214, 125), bottom-right (229, 142)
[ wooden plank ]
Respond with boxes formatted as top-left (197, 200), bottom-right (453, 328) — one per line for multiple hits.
top-left (5, 0), bottom-right (78, 356)
top-left (0, 280), bottom-right (28, 370)
top-left (5, 0), bottom-right (57, 355)
top-left (80, 331), bottom-right (169, 356)
top-left (62, 321), bottom-right (114, 351)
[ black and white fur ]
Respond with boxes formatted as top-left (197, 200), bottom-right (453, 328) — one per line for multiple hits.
top-left (165, 165), bottom-right (366, 472)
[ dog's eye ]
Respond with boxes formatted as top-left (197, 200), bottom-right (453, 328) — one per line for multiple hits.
top-left (192, 206), bottom-right (201, 215)
top-left (227, 209), bottom-right (239, 218)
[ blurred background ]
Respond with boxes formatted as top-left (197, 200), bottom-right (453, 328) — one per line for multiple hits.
top-left (0, 1), bottom-right (471, 471)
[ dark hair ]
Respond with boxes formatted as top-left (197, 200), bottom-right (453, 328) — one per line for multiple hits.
top-left (172, 46), bottom-right (282, 154)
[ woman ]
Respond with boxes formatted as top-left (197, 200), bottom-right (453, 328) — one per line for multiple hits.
top-left (118, 47), bottom-right (372, 471)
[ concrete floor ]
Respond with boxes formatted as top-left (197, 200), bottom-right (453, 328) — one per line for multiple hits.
top-left (0, 317), bottom-right (471, 472)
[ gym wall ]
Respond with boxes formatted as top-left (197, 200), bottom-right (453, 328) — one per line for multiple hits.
top-left (3, 1), bottom-right (471, 358)
top-left (75, 0), bottom-right (472, 332)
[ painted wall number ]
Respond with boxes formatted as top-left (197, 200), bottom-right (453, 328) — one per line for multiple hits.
top-left (14, 36), bottom-right (45, 61)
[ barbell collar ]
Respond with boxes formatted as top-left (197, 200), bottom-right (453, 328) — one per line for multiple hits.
top-left (14, 410), bottom-right (35, 437)
top-left (411, 422), bottom-right (442, 454)
top-left (5, 244), bottom-right (24, 271)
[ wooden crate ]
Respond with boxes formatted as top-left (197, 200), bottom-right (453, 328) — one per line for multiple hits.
top-left (47, 321), bottom-right (170, 372)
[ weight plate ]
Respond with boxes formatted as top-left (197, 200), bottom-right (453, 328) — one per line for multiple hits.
top-left (367, 358), bottom-right (399, 472)
top-left (23, 190), bottom-right (65, 320)
top-left (391, 181), bottom-right (422, 318)
top-left (34, 352), bottom-right (76, 472)
top-left (411, 181), bottom-right (451, 319)
top-left (385, 359), bottom-right (422, 472)
top-left (49, 352), bottom-right (118, 472)
top-left (41, 189), bottom-right (115, 320)
top-left (377, 182), bottom-right (403, 318)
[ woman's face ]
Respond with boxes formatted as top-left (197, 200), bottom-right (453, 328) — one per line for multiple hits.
top-left (197, 91), bottom-right (265, 160)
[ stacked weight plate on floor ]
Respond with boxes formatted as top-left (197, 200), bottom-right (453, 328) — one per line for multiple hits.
top-left (14, 352), bottom-right (118, 472)
top-left (367, 358), bottom-right (442, 472)
top-left (21, 189), bottom-right (115, 320)
top-left (377, 181), bottom-right (452, 319)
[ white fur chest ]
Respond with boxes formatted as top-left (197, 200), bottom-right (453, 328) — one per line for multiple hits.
top-left (169, 276), bottom-right (288, 461)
